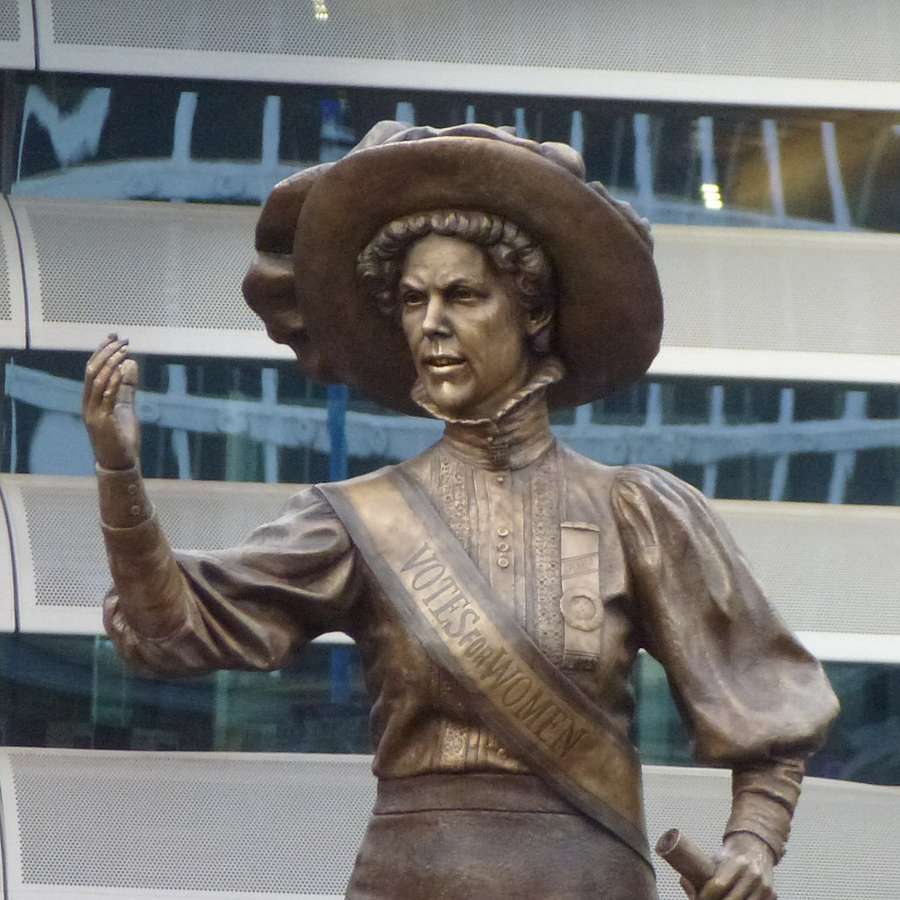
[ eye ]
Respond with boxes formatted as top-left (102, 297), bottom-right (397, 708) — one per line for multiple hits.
top-left (448, 284), bottom-right (476, 302)
top-left (401, 290), bottom-right (425, 307)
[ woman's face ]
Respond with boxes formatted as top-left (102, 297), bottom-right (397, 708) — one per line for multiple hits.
top-left (399, 234), bottom-right (535, 419)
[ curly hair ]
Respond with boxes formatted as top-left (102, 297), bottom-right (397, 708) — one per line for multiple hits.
top-left (356, 210), bottom-right (557, 350)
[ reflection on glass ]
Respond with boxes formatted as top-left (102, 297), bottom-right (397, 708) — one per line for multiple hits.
top-left (634, 655), bottom-right (900, 787)
top-left (7, 73), bottom-right (900, 232)
top-left (0, 636), bottom-right (895, 786)
top-left (0, 636), bottom-right (370, 754)
top-left (2, 351), bottom-right (899, 505)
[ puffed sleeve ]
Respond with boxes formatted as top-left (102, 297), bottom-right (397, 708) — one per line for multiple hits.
top-left (103, 486), bottom-right (361, 677)
top-left (612, 466), bottom-right (840, 858)
top-left (611, 465), bottom-right (839, 763)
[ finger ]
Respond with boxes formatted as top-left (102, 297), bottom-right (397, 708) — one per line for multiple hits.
top-left (680, 875), bottom-right (698, 899)
top-left (699, 862), bottom-right (742, 900)
top-left (83, 336), bottom-right (123, 403)
top-left (89, 345), bottom-right (128, 402)
top-left (85, 335), bottom-right (125, 378)
top-left (721, 866), bottom-right (766, 900)
top-left (88, 346), bottom-right (129, 410)
top-left (84, 337), bottom-right (127, 396)
top-left (100, 365), bottom-right (125, 414)
top-left (116, 358), bottom-right (139, 403)
top-left (719, 869), bottom-right (765, 900)
top-left (115, 359), bottom-right (138, 414)
top-left (120, 358), bottom-right (138, 386)
top-left (742, 883), bottom-right (776, 900)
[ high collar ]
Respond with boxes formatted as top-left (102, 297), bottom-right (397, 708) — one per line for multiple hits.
top-left (412, 358), bottom-right (564, 471)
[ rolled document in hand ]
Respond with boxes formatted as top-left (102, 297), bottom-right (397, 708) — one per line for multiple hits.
top-left (656, 829), bottom-right (716, 891)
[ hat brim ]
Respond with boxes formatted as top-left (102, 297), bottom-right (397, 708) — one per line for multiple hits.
top-left (291, 136), bottom-right (662, 414)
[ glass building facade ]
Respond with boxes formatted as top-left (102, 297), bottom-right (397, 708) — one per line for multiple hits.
top-left (0, 69), bottom-right (898, 788)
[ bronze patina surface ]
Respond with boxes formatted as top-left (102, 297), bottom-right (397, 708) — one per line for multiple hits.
top-left (84, 122), bottom-right (838, 900)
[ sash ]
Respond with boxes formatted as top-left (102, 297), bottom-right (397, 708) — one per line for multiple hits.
top-left (319, 467), bottom-right (651, 867)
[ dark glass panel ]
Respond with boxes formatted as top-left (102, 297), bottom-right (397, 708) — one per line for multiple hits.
top-left (3, 352), bottom-right (898, 505)
top-left (634, 654), bottom-right (900, 786)
top-left (96, 80), bottom-right (180, 160)
top-left (2, 635), bottom-right (895, 785)
top-left (785, 452), bottom-right (833, 503)
top-left (0, 636), bottom-right (371, 754)
top-left (9, 73), bottom-right (899, 232)
top-left (191, 87), bottom-right (266, 160)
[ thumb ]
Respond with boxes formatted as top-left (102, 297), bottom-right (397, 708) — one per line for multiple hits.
top-left (117, 358), bottom-right (139, 404)
top-left (114, 358), bottom-right (141, 456)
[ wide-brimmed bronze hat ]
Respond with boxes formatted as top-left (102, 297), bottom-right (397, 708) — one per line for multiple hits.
top-left (243, 121), bottom-right (663, 415)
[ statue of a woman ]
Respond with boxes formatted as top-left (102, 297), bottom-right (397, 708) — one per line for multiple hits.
top-left (83, 123), bottom-right (838, 900)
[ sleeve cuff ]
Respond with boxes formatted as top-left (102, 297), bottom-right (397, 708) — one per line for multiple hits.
top-left (101, 513), bottom-right (165, 555)
top-left (725, 759), bottom-right (804, 862)
top-left (96, 463), bottom-right (153, 528)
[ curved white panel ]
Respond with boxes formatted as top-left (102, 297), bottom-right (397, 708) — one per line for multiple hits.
top-left (716, 500), bottom-right (900, 663)
top-left (651, 225), bottom-right (900, 385)
top-left (0, 749), bottom-right (374, 899)
top-left (642, 766), bottom-right (900, 899)
top-left (0, 0), bottom-right (34, 70)
top-left (33, 0), bottom-right (900, 109)
top-left (10, 197), bottom-right (900, 383)
top-left (0, 749), bottom-right (895, 899)
top-left (1, 473), bottom-right (897, 660)
top-left (11, 196), bottom-right (287, 359)
top-left (1, 474), bottom-right (297, 635)
top-left (0, 196), bottom-right (28, 351)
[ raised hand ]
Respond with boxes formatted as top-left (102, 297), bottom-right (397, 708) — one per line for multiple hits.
top-left (82, 334), bottom-right (141, 470)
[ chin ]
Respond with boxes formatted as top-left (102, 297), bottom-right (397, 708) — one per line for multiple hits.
top-left (424, 385), bottom-right (476, 417)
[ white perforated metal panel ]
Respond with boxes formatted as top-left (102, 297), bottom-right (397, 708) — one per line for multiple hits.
top-left (10, 196), bottom-right (900, 382)
top-left (33, 0), bottom-right (900, 109)
top-left (0, 749), bottom-right (374, 899)
top-left (11, 196), bottom-right (289, 359)
top-left (0, 196), bottom-right (28, 351)
top-left (642, 766), bottom-right (900, 899)
top-left (1, 474), bottom-right (298, 634)
top-left (717, 501), bottom-right (900, 663)
top-left (0, 0), bottom-right (34, 70)
top-left (0, 473), bottom-right (895, 660)
top-left (0, 750), bottom-right (895, 900)
top-left (651, 226), bottom-right (900, 385)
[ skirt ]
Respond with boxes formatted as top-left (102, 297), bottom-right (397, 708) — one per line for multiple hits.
top-left (346, 773), bottom-right (658, 900)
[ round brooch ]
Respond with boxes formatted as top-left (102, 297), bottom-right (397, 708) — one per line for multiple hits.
top-left (559, 587), bottom-right (604, 632)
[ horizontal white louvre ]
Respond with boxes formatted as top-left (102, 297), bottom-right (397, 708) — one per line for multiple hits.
top-left (0, 0), bottom-right (34, 70)
top-left (651, 225), bottom-right (900, 385)
top-left (10, 196), bottom-right (900, 383)
top-left (0, 749), bottom-right (896, 899)
top-left (1, 473), bottom-right (897, 661)
top-left (716, 500), bottom-right (900, 663)
top-left (32, 0), bottom-right (900, 109)
top-left (0, 197), bottom-right (27, 351)
top-left (644, 767), bottom-right (900, 899)
top-left (0, 749), bottom-right (374, 900)
top-left (1, 474), bottom-right (298, 635)
top-left (10, 196), bottom-right (284, 359)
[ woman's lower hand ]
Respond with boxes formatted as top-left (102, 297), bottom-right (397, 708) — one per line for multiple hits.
top-left (681, 833), bottom-right (776, 900)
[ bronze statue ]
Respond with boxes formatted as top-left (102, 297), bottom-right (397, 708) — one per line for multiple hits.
top-left (83, 123), bottom-right (839, 900)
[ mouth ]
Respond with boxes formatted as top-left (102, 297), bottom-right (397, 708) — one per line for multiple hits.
top-left (423, 353), bottom-right (466, 372)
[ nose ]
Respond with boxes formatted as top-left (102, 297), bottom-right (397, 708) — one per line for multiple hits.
top-left (421, 294), bottom-right (451, 338)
